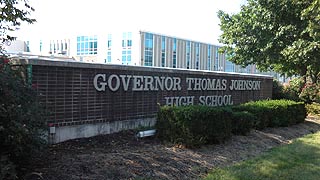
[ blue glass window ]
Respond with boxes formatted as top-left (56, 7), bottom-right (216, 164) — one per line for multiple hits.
top-left (186, 41), bottom-right (191, 69)
top-left (122, 32), bottom-right (132, 48)
top-left (225, 60), bottom-right (235, 72)
top-left (76, 35), bottom-right (98, 55)
top-left (173, 38), bottom-right (177, 68)
top-left (127, 55), bottom-right (131, 62)
top-left (161, 36), bottom-right (166, 67)
top-left (39, 40), bottom-right (42, 52)
top-left (107, 51), bottom-right (111, 63)
top-left (107, 34), bottom-right (112, 48)
top-left (196, 43), bottom-right (200, 69)
top-left (215, 47), bottom-right (219, 71)
top-left (127, 40), bottom-right (132, 47)
top-left (122, 55), bottom-right (127, 64)
top-left (122, 40), bottom-right (126, 47)
top-left (144, 33), bottom-right (153, 66)
top-left (207, 45), bottom-right (211, 70)
top-left (122, 49), bottom-right (127, 64)
top-left (26, 41), bottom-right (30, 52)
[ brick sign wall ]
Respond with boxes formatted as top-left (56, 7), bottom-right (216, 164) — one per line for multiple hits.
top-left (25, 59), bottom-right (272, 128)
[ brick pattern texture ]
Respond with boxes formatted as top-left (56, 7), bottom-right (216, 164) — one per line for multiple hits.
top-left (31, 63), bottom-right (273, 127)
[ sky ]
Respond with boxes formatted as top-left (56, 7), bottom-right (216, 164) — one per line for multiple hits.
top-left (16, 0), bottom-right (246, 45)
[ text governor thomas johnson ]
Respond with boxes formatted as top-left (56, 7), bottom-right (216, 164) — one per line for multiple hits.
top-left (93, 74), bottom-right (262, 92)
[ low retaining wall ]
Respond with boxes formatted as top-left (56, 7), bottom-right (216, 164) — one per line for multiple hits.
top-left (18, 58), bottom-right (273, 143)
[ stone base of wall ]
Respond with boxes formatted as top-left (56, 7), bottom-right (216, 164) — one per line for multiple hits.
top-left (48, 118), bottom-right (156, 144)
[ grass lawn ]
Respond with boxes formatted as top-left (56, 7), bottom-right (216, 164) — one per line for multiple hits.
top-left (204, 131), bottom-right (320, 180)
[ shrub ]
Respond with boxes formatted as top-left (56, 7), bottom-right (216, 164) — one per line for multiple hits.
top-left (156, 100), bottom-right (307, 147)
top-left (156, 106), bottom-right (232, 147)
top-left (0, 57), bottom-right (47, 179)
top-left (306, 102), bottom-right (320, 116)
top-left (230, 111), bottom-right (255, 135)
top-left (232, 104), bottom-right (270, 130)
top-left (299, 83), bottom-right (320, 104)
top-left (282, 77), bottom-right (304, 101)
top-left (272, 79), bottom-right (285, 100)
top-left (239, 100), bottom-right (306, 128)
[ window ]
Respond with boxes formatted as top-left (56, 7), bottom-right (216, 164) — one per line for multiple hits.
top-left (122, 40), bottom-right (127, 47)
top-left (127, 32), bottom-right (132, 47)
top-left (186, 41), bottom-right (191, 69)
top-left (127, 50), bottom-right (131, 64)
top-left (122, 32), bottom-right (132, 48)
top-left (127, 40), bottom-right (132, 47)
top-left (127, 55), bottom-right (131, 62)
top-left (196, 43), bottom-right (200, 69)
top-left (225, 60), bottom-right (235, 72)
top-left (76, 35), bottom-right (98, 55)
top-left (107, 51), bottom-right (111, 63)
top-left (215, 47), bottom-right (219, 71)
top-left (173, 38), bottom-right (177, 68)
top-left (122, 56), bottom-right (127, 64)
top-left (207, 45), bottom-right (211, 70)
top-left (122, 50), bottom-right (126, 64)
top-left (107, 34), bottom-right (112, 48)
top-left (161, 36), bottom-right (166, 67)
top-left (121, 50), bottom-right (132, 65)
top-left (26, 41), bottom-right (30, 52)
top-left (39, 40), bottom-right (42, 52)
top-left (144, 33), bottom-right (153, 66)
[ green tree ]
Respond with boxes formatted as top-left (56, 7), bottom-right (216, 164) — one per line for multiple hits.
top-left (0, 0), bottom-right (36, 51)
top-left (218, 0), bottom-right (320, 83)
top-left (0, 57), bottom-right (47, 179)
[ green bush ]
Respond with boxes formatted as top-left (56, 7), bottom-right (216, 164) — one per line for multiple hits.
top-left (282, 77), bottom-right (304, 101)
top-left (272, 79), bottom-right (285, 100)
top-left (239, 100), bottom-right (306, 128)
top-left (306, 102), bottom-right (320, 116)
top-left (299, 83), bottom-right (320, 104)
top-left (230, 111), bottom-right (255, 135)
top-left (156, 106), bottom-right (232, 147)
top-left (156, 100), bottom-right (306, 147)
top-left (0, 57), bottom-right (47, 179)
top-left (232, 104), bottom-right (270, 130)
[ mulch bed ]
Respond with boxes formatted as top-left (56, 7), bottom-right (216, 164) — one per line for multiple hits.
top-left (27, 116), bottom-right (320, 180)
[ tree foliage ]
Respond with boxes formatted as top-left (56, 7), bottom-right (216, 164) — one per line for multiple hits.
top-left (0, 0), bottom-right (36, 50)
top-left (0, 57), bottom-right (47, 179)
top-left (218, 0), bottom-right (320, 83)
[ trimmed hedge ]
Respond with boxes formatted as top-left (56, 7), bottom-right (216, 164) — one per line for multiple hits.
top-left (156, 100), bottom-right (306, 147)
top-left (156, 105), bottom-right (232, 147)
top-left (237, 100), bottom-right (306, 128)
top-left (230, 111), bottom-right (255, 135)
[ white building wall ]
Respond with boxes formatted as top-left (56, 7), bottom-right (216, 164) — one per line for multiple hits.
top-left (20, 30), bottom-right (229, 71)
top-left (3, 40), bottom-right (26, 53)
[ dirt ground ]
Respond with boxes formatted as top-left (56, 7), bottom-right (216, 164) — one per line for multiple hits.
top-left (27, 116), bottom-right (320, 180)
